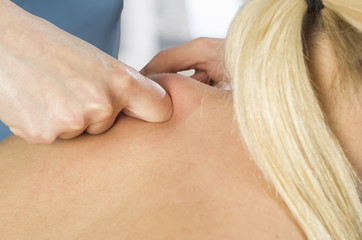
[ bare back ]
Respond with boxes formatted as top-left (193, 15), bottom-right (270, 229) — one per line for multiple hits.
top-left (0, 74), bottom-right (305, 239)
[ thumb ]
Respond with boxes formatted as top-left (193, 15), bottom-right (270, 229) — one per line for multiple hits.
top-left (120, 69), bottom-right (173, 122)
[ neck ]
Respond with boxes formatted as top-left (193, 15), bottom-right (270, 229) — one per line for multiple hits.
top-left (307, 35), bottom-right (362, 177)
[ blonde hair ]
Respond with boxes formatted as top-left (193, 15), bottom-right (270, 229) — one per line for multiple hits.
top-left (225, 0), bottom-right (362, 239)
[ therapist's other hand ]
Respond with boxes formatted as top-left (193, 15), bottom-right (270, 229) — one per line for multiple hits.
top-left (141, 38), bottom-right (230, 84)
top-left (0, 2), bottom-right (172, 144)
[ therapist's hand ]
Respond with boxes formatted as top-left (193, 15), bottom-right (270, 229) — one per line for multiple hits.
top-left (0, 1), bottom-right (172, 144)
top-left (141, 38), bottom-right (230, 84)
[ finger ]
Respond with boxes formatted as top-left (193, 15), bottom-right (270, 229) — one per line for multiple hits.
top-left (118, 69), bottom-right (173, 123)
top-left (56, 115), bottom-right (87, 140)
top-left (140, 38), bottom-right (223, 76)
top-left (86, 115), bottom-right (117, 135)
top-left (59, 105), bottom-right (116, 137)
top-left (17, 129), bottom-right (57, 144)
top-left (59, 129), bottom-right (85, 140)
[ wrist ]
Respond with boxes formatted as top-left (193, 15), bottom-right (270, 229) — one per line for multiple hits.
top-left (0, 1), bottom-right (39, 54)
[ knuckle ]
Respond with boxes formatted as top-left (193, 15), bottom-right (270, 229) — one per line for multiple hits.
top-left (75, 75), bottom-right (109, 101)
top-left (58, 112), bottom-right (85, 130)
top-left (87, 102), bottom-right (114, 123)
top-left (122, 73), bottom-right (136, 92)
top-left (110, 65), bottom-right (136, 92)
top-left (27, 131), bottom-right (56, 144)
top-left (97, 104), bottom-right (113, 121)
top-left (155, 49), bottom-right (169, 63)
top-left (195, 37), bottom-right (208, 44)
top-left (196, 37), bottom-right (213, 49)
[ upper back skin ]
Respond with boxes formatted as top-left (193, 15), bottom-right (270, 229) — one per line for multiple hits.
top-left (0, 74), bottom-right (305, 240)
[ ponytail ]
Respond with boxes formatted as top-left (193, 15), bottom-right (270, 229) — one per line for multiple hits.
top-left (226, 0), bottom-right (362, 239)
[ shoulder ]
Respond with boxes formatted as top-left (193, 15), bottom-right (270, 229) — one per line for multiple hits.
top-left (151, 73), bottom-right (231, 119)
top-left (0, 75), bottom-right (305, 239)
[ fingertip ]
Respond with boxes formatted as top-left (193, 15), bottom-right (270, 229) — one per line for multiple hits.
top-left (149, 88), bottom-right (174, 122)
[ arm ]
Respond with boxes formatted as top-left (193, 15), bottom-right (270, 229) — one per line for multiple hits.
top-left (0, 0), bottom-right (172, 144)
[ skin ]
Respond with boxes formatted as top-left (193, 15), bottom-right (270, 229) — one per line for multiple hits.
top-left (0, 74), bottom-right (306, 239)
top-left (0, 36), bottom-right (360, 240)
top-left (146, 36), bottom-right (362, 176)
top-left (141, 38), bottom-right (229, 84)
top-left (0, 0), bottom-right (172, 144)
top-left (307, 36), bottom-right (362, 176)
